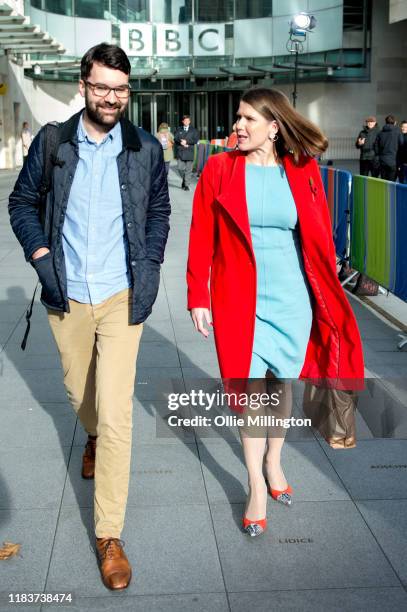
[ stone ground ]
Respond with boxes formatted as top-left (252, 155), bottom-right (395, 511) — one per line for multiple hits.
top-left (0, 164), bottom-right (406, 612)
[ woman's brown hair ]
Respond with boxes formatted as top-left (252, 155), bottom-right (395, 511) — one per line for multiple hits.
top-left (158, 122), bottom-right (169, 130)
top-left (240, 87), bottom-right (328, 164)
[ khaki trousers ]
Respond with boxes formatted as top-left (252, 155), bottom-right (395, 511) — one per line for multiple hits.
top-left (47, 288), bottom-right (143, 538)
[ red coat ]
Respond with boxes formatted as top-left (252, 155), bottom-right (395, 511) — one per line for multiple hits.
top-left (187, 150), bottom-right (364, 387)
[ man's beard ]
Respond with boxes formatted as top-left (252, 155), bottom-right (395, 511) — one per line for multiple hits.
top-left (85, 92), bottom-right (125, 131)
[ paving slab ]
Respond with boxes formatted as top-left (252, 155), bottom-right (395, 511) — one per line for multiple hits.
top-left (0, 303), bottom-right (27, 324)
top-left (355, 379), bottom-right (407, 438)
top-left (137, 341), bottom-right (180, 368)
top-left (0, 508), bottom-right (58, 593)
top-left (134, 368), bottom-right (185, 401)
top-left (210, 500), bottom-right (400, 592)
top-left (46, 505), bottom-right (225, 597)
top-left (62, 443), bottom-right (206, 508)
top-left (228, 587), bottom-right (407, 612)
top-left (1, 352), bottom-right (61, 371)
top-left (141, 320), bottom-right (176, 343)
top-left (320, 439), bottom-right (407, 499)
top-left (356, 500), bottom-right (407, 586)
top-left (0, 278), bottom-right (37, 301)
top-left (42, 593), bottom-right (230, 612)
top-left (0, 368), bottom-right (67, 403)
top-left (0, 403), bottom-right (75, 449)
top-left (0, 446), bottom-right (69, 510)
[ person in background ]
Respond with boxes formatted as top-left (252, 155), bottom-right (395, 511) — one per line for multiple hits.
top-left (21, 121), bottom-right (33, 160)
top-left (355, 116), bottom-right (379, 176)
top-left (226, 123), bottom-right (238, 149)
top-left (156, 122), bottom-right (174, 175)
top-left (374, 114), bottom-right (400, 181)
top-left (174, 114), bottom-right (199, 191)
top-left (397, 119), bottom-right (407, 183)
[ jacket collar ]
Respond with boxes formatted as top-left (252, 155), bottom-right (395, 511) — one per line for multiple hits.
top-left (59, 109), bottom-right (142, 151)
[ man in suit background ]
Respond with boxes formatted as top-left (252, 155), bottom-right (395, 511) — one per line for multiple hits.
top-left (174, 115), bottom-right (199, 191)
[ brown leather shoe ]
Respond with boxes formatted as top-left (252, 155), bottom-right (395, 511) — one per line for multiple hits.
top-left (81, 435), bottom-right (97, 479)
top-left (95, 538), bottom-right (132, 590)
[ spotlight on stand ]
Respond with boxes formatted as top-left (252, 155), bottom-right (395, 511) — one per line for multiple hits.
top-left (291, 12), bottom-right (317, 36)
top-left (287, 12), bottom-right (316, 108)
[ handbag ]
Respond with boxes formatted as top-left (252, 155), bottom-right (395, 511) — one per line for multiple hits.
top-left (302, 383), bottom-right (358, 448)
top-left (352, 273), bottom-right (379, 296)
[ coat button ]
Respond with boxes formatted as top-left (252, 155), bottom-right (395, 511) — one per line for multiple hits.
top-left (127, 222), bottom-right (133, 228)
top-left (131, 260), bottom-right (136, 267)
top-left (121, 184), bottom-right (127, 190)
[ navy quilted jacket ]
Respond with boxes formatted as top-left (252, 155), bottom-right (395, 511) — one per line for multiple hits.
top-left (8, 110), bottom-right (171, 323)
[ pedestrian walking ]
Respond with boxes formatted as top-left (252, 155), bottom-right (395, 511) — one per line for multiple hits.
top-left (187, 87), bottom-right (364, 538)
top-left (156, 122), bottom-right (174, 175)
top-left (374, 114), bottom-right (400, 181)
top-left (9, 43), bottom-right (170, 590)
top-left (397, 119), bottom-right (407, 183)
top-left (21, 121), bottom-right (33, 159)
top-left (174, 115), bottom-right (199, 190)
top-left (355, 116), bottom-right (379, 176)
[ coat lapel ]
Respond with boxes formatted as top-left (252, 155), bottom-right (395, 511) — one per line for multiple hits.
top-left (282, 154), bottom-right (311, 228)
top-left (216, 153), bottom-right (254, 253)
top-left (215, 152), bottom-right (315, 256)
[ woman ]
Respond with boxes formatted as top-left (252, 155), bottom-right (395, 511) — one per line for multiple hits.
top-left (156, 122), bottom-right (174, 174)
top-left (186, 87), bottom-right (364, 537)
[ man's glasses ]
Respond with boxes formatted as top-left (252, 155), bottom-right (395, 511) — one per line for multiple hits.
top-left (84, 80), bottom-right (131, 99)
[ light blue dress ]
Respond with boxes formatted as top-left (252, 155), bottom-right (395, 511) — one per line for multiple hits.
top-left (246, 163), bottom-right (313, 379)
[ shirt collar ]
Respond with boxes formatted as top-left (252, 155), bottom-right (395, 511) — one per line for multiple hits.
top-left (77, 111), bottom-right (120, 144)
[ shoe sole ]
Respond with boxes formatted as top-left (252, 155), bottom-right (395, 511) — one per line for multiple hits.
top-left (81, 471), bottom-right (95, 480)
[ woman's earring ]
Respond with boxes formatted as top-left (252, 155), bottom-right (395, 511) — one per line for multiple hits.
top-left (269, 133), bottom-right (278, 142)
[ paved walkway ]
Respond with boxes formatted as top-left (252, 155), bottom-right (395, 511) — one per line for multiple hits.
top-left (0, 166), bottom-right (406, 611)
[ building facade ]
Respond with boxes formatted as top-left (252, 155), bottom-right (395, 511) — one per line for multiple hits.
top-left (1, 0), bottom-right (407, 167)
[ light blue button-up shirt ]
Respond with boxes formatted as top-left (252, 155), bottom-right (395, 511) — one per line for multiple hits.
top-left (62, 113), bottom-right (130, 304)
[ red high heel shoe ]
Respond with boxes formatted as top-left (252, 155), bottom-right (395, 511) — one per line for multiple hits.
top-left (242, 516), bottom-right (267, 537)
top-left (268, 483), bottom-right (293, 506)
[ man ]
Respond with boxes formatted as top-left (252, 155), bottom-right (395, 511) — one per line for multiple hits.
top-left (397, 119), bottom-right (407, 183)
top-left (355, 116), bottom-right (379, 176)
top-left (174, 114), bottom-right (199, 190)
top-left (374, 114), bottom-right (400, 181)
top-left (9, 44), bottom-right (170, 590)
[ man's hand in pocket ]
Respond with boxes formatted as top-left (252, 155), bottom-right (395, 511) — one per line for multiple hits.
top-left (31, 247), bottom-right (50, 260)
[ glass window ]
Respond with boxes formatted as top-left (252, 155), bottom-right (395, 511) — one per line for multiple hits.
top-left (194, 0), bottom-right (233, 22)
top-left (30, 0), bottom-right (43, 8)
top-left (45, 0), bottom-right (73, 15)
top-left (75, 0), bottom-right (104, 18)
top-left (153, 0), bottom-right (192, 23)
top-left (126, 0), bottom-right (149, 22)
top-left (235, 0), bottom-right (273, 19)
top-left (108, 0), bottom-right (128, 21)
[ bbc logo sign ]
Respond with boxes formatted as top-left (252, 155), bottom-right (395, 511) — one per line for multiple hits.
top-left (120, 23), bottom-right (226, 57)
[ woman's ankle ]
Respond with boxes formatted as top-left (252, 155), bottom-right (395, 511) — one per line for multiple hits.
top-left (248, 475), bottom-right (267, 490)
